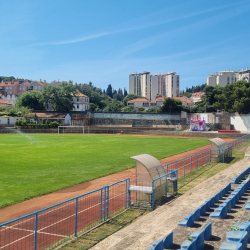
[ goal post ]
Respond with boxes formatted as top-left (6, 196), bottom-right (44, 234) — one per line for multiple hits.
top-left (58, 126), bottom-right (84, 136)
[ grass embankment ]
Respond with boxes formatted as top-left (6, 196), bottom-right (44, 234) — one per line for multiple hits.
top-left (60, 142), bottom-right (249, 250)
top-left (0, 134), bottom-right (209, 208)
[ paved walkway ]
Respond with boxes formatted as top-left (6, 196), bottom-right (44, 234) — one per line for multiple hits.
top-left (0, 143), bottom-right (214, 224)
top-left (91, 146), bottom-right (250, 250)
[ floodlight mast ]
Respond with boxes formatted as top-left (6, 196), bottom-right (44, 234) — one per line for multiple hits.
top-left (58, 126), bottom-right (84, 136)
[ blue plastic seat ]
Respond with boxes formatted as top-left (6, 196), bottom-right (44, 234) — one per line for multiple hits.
top-left (152, 231), bottom-right (173, 249)
top-left (204, 222), bottom-right (212, 240)
top-left (150, 239), bottom-right (164, 250)
top-left (209, 196), bottom-right (215, 207)
top-left (228, 195), bottom-right (236, 208)
top-left (205, 200), bottom-right (210, 212)
top-left (190, 230), bottom-right (204, 250)
top-left (200, 203), bottom-right (206, 216)
top-left (180, 238), bottom-right (196, 250)
top-left (231, 191), bottom-right (240, 204)
top-left (231, 222), bottom-right (250, 243)
top-left (214, 192), bottom-right (220, 203)
top-left (178, 213), bottom-right (194, 227)
top-left (226, 183), bottom-right (231, 193)
top-left (209, 204), bottom-right (227, 219)
top-left (218, 189), bottom-right (224, 199)
top-left (244, 203), bottom-right (250, 210)
top-left (193, 208), bottom-right (200, 221)
top-left (220, 241), bottom-right (242, 250)
top-left (226, 231), bottom-right (247, 250)
top-left (218, 200), bottom-right (231, 213)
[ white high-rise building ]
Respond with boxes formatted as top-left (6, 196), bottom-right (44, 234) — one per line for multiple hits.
top-left (129, 71), bottom-right (180, 101)
top-left (129, 71), bottom-right (151, 100)
top-left (207, 68), bottom-right (250, 87)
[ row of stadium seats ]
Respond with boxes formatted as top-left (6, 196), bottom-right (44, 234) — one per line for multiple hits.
top-left (145, 168), bottom-right (250, 250)
top-left (210, 179), bottom-right (250, 219)
top-left (219, 220), bottom-right (250, 250)
top-left (231, 167), bottom-right (250, 184)
top-left (145, 223), bottom-right (212, 250)
top-left (178, 183), bottom-right (231, 227)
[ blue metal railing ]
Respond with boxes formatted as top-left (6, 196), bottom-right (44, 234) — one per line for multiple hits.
top-left (0, 178), bottom-right (129, 250)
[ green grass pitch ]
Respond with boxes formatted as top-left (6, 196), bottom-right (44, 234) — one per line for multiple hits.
top-left (0, 133), bottom-right (210, 208)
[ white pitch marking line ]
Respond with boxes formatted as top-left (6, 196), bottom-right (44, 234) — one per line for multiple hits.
top-left (2, 225), bottom-right (68, 238)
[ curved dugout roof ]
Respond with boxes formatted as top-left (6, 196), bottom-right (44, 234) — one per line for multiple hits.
top-left (130, 154), bottom-right (166, 180)
top-left (208, 138), bottom-right (228, 150)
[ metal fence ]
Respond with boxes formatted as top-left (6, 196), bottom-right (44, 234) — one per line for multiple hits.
top-left (164, 149), bottom-right (211, 178)
top-left (0, 179), bottom-right (129, 250)
top-left (0, 128), bottom-right (247, 138)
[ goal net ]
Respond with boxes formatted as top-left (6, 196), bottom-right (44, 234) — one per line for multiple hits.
top-left (58, 126), bottom-right (84, 136)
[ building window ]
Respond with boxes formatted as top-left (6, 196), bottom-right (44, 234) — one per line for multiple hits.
top-left (77, 105), bottom-right (79, 109)
top-left (77, 98), bottom-right (79, 102)
top-left (23, 87), bottom-right (25, 90)
top-left (6, 87), bottom-right (8, 89)
top-left (34, 86), bottom-right (37, 89)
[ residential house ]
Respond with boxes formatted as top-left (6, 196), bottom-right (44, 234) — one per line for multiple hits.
top-left (127, 98), bottom-right (150, 110)
top-left (73, 92), bottom-right (89, 111)
top-left (173, 96), bottom-right (194, 107)
top-left (0, 100), bottom-right (12, 107)
top-left (0, 94), bottom-right (18, 105)
top-left (32, 112), bottom-right (71, 125)
top-left (17, 81), bottom-right (30, 95)
top-left (50, 80), bottom-right (62, 86)
top-left (0, 81), bottom-right (19, 95)
top-left (190, 92), bottom-right (205, 104)
top-left (28, 81), bottom-right (44, 92)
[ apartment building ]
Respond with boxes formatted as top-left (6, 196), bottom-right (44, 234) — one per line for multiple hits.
top-left (207, 68), bottom-right (250, 87)
top-left (129, 71), bottom-right (180, 101)
top-left (129, 71), bottom-right (151, 100)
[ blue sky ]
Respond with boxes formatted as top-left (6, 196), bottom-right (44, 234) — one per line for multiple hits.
top-left (0, 0), bottom-right (249, 92)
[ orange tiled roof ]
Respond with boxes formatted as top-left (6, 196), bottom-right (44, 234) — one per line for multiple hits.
top-left (191, 92), bottom-right (205, 97)
top-left (173, 97), bottom-right (194, 105)
top-left (35, 113), bottom-right (67, 119)
top-left (75, 91), bottom-right (88, 97)
top-left (155, 97), bottom-right (165, 102)
top-left (31, 81), bottom-right (44, 86)
top-left (0, 100), bottom-right (12, 105)
top-left (0, 81), bottom-right (19, 87)
top-left (128, 98), bottom-right (150, 103)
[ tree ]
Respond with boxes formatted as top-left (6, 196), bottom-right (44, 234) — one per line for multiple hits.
top-left (158, 98), bottom-right (183, 113)
top-left (122, 106), bottom-right (135, 112)
top-left (213, 80), bottom-right (250, 113)
top-left (16, 91), bottom-right (45, 110)
top-left (155, 93), bottom-right (163, 99)
top-left (41, 81), bottom-right (77, 112)
top-left (124, 88), bottom-right (128, 97)
top-left (103, 99), bottom-right (124, 112)
top-left (106, 84), bottom-right (113, 98)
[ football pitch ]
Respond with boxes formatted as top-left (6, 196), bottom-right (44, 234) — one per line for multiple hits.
top-left (0, 133), bottom-right (210, 208)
